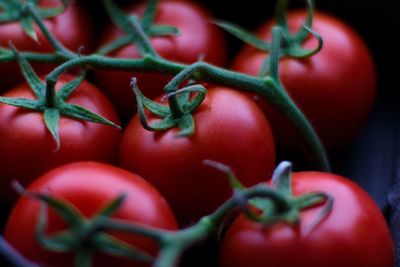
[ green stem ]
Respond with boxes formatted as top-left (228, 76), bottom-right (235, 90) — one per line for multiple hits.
top-left (274, 0), bottom-right (289, 35)
top-left (25, 4), bottom-right (76, 58)
top-left (45, 76), bottom-right (57, 108)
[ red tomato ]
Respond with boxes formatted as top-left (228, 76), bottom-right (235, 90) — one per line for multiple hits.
top-left (94, 0), bottom-right (227, 122)
top-left (4, 161), bottom-right (178, 267)
top-left (232, 10), bottom-right (376, 152)
top-left (0, 0), bottom-right (93, 90)
top-left (219, 172), bottom-right (394, 267)
top-left (0, 75), bottom-right (121, 203)
top-left (119, 87), bottom-right (275, 226)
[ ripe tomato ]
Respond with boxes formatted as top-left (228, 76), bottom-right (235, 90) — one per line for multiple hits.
top-left (119, 87), bottom-right (275, 226)
top-left (219, 172), bottom-right (394, 267)
top-left (232, 10), bottom-right (376, 152)
top-left (94, 0), bottom-right (227, 122)
top-left (0, 75), bottom-right (121, 203)
top-left (0, 0), bottom-right (93, 90)
top-left (4, 161), bottom-right (178, 267)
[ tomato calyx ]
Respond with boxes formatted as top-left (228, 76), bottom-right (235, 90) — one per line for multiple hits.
top-left (208, 160), bottom-right (333, 232)
top-left (132, 77), bottom-right (206, 136)
top-left (216, 0), bottom-right (322, 77)
top-left (97, 0), bottom-right (181, 56)
top-left (0, 0), bottom-right (69, 43)
top-left (0, 47), bottom-right (120, 150)
top-left (12, 181), bottom-right (154, 267)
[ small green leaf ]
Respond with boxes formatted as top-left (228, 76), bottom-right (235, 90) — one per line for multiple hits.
top-left (95, 234), bottom-right (153, 263)
top-left (60, 103), bottom-right (121, 129)
top-left (57, 72), bottom-right (86, 101)
top-left (149, 25), bottom-right (181, 36)
top-left (215, 20), bottom-right (270, 51)
top-left (44, 108), bottom-right (61, 151)
top-left (10, 45), bottom-right (44, 99)
top-left (0, 97), bottom-right (42, 110)
top-left (21, 16), bottom-right (39, 43)
top-left (141, 0), bottom-right (158, 33)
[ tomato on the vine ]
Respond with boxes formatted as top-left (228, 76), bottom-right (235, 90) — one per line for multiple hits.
top-left (219, 172), bottom-right (393, 267)
top-left (119, 87), bottom-right (275, 226)
top-left (4, 161), bottom-right (178, 267)
top-left (232, 10), bottom-right (376, 152)
top-left (0, 75), bottom-right (121, 203)
top-left (94, 0), bottom-right (227, 122)
top-left (0, 0), bottom-right (93, 90)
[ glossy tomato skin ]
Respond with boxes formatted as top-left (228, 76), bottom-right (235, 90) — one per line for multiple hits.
top-left (232, 10), bottom-right (376, 152)
top-left (119, 87), bottom-right (275, 226)
top-left (219, 172), bottom-right (394, 267)
top-left (94, 0), bottom-right (227, 122)
top-left (0, 75), bottom-right (121, 203)
top-left (4, 162), bottom-right (178, 267)
top-left (0, 0), bottom-right (93, 90)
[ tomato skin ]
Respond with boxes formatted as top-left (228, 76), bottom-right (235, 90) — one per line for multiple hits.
top-left (232, 10), bottom-right (376, 152)
top-left (0, 0), bottom-right (94, 90)
top-left (219, 172), bottom-right (394, 267)
top-left (119, 87), bottom-right (275, 226)
top-left (94, 0), bottom-right (227, 122)
top-left (4, 161), bottom-right (178, 267)
top-left (0, 75), bottom-right (121, 203)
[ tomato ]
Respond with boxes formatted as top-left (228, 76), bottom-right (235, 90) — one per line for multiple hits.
top-left (0, 75), bottom-right (121, 203)
top-left (219, 171), bottom-right (394, 267)
top-left (4, 161), bottom-right (178, 267)
top-left (94, 0), bottom-right (227, 122)
top-left (0, 0), bottom-right (93, 90)
top-left (119, 87), bottom-right (275, 226)
top-left (232, 10), bottom-right (376, 152)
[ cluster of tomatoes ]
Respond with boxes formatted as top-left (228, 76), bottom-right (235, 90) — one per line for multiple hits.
top-left (0, 0), bottom-right (395, 266)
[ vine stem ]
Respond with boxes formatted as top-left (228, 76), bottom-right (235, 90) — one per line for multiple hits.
top-left (41, 52), bottom-right (329, 171)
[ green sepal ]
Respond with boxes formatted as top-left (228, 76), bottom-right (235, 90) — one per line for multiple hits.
top-left (12, 182), bottom-right (84, 229)
top-left (202, 160), bottom-right (246, 190)
top-left (21, 11), bottom-right (38, 43)
top-left (44, 108), bottom-right (61, 151)
top-left (0, 97), bottom-right (43, 110)
top-left (95, 234), bottom-right (153, 264)
top-left (141, 0), bottom-right (158, 33)
top-left (149, 116), bottom-right (176, 131)
top-left (59, 103), bottom-right (121, 129)
top-left (214, 20), bottom-right (270, 51)
top-left (57, 72), bottom-right (86, 101)
top-left (10, 45), bottom-right (44, 99)
top-left (271, 161), bottom-right (292, 195)
top-left (291, 0), bottom-right (315, 42)
top-left (175, 114), bottom-right (195, 137)
top-left (102, 0), bottom-right (133, 34)
top-left (149, 25), bottom-right (181, 36)
top-left (95, 35), bottom-right (133, 55)
top-left (284, 26), bottom-right (323, 58)
top-left (96, 194), bottom-right (127, 218)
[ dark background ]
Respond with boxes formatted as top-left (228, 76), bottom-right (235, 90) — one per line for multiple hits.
top-left (2, 0), bottom-right (400, 266)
